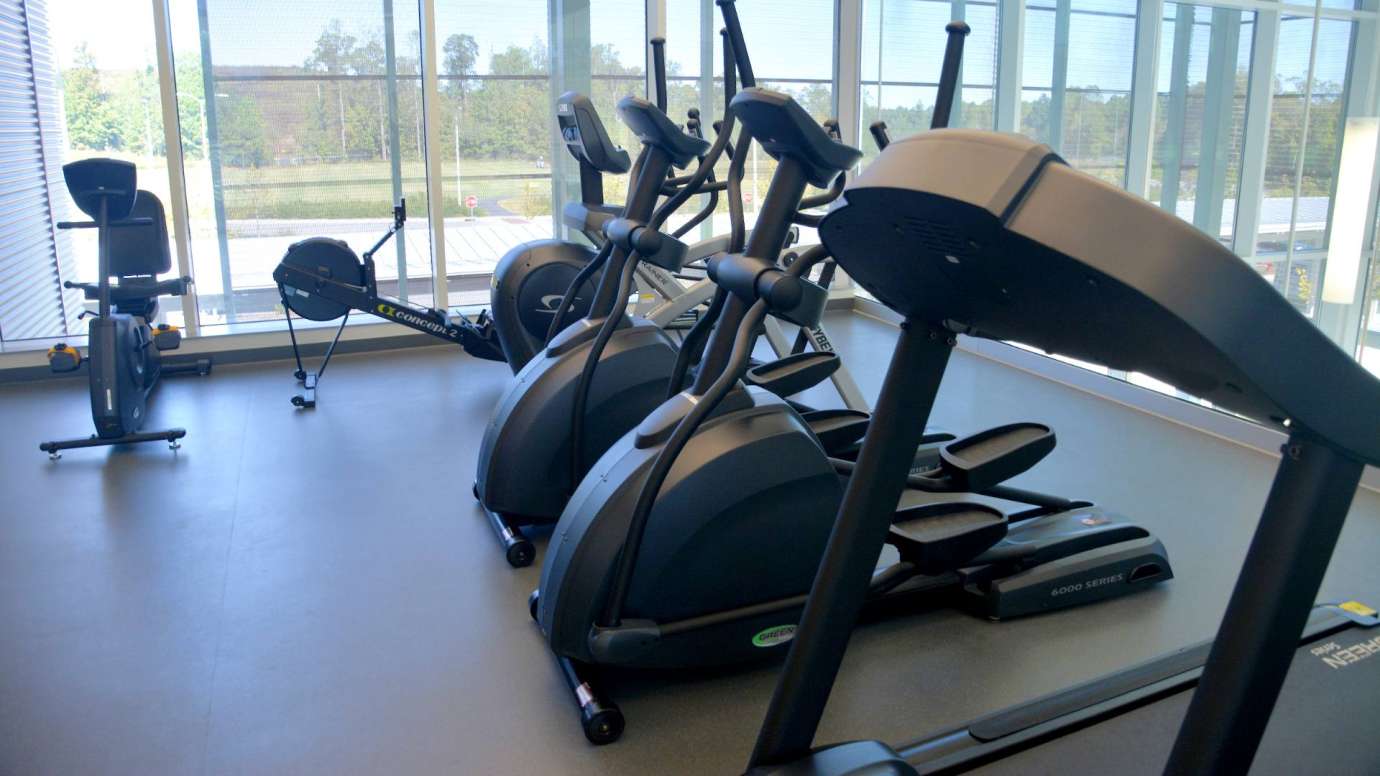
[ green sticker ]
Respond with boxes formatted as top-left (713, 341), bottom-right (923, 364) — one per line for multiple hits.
top-left (752, 625), bottom-right (796, 648)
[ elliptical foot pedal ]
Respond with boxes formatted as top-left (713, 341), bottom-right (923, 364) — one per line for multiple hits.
top-left (889, 502), bottom-right (1008, 575)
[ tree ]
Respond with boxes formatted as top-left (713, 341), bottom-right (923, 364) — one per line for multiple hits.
top-left (303, 20), bottom-right (359, 158)
top-left (175, 57), bottom-right (206, 159)
top-left (63, 44), bottom-right (120, 150)
top-left (218, 94), bottom-right (270, 167)
top-left (443, 33), bottom-right (479, 99)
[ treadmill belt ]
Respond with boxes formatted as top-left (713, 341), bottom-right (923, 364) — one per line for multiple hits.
top-left (968, 622), bottom-right (1380, 775)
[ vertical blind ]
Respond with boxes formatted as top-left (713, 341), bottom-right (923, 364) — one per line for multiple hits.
top-left (0, 0), bottom-right (71, 343)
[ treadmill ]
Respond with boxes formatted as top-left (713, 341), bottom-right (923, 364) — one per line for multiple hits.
top-left (728, 56), bottom-right (1380, 776)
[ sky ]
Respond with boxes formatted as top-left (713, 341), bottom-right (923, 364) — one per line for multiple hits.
top-left (50, 0), bottom-right (1355, 104)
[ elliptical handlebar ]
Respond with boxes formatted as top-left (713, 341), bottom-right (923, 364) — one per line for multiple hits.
top-left (716, 0), bottom-right (755, 88)
top-left (932, 21), bottom-right (970, 130)
top-left (650, 37), bottom-right (668, 112)
top-left (869, 121), bottom-right (891, 151)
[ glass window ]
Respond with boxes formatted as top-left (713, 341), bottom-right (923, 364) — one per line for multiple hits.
top-left (434, 0), bottom-right (555, 307)
top-left (49, 0), bottom-right (180, 331)
top-left (860, 0), bottom-right (1001, 159)
top-left (1363, 210), bottom-right (1380, 375)
top-left (1021, 0), bottom-right (1137, 185)
top-left (1149, 4), bottom-right (1253, 246)
top-left (1253, 16), bottom-right (1354, 318)
top-left (716, 0), bottom-right (837, 234)
top-left (168, 0), bottom-right (432, 327)
top-left (656, 0), bottom-right (836, 240)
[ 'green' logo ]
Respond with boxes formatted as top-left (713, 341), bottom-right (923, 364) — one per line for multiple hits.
top-left (752, 625), bottom-right (796, 648)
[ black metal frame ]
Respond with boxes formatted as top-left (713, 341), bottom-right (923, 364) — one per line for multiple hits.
top-left (1166, 433), bottom-right (1363, 772)
top-left (750, 320), bottom-right (958, 766)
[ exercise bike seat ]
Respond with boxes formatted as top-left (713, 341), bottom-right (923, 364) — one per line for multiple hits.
top-left (616, 96), bottom-right (711, 168)
top-left (730, 88), bottom-right (864, 187)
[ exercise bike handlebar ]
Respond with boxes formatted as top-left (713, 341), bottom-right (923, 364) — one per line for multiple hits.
top-left (57, 216), bottom-right (155, 230)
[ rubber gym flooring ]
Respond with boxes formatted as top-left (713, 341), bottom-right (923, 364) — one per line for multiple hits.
top-left (2, 311), bottom-right (1378, 775)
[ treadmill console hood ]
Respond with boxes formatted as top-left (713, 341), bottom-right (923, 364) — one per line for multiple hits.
top-left (820, 128), bottom-right (1380, 467)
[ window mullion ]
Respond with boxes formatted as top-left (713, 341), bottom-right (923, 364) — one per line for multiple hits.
top-left (996, 0), bottom-right (1026, 132)
top-left (1126, 0), bottom-right (1163, 195)
top-left (1232, 8), bottom-right (1280, 258)
top-left (419, 0), bottom-right (449, 310)
top-left (150, 0), bottom-right (199, 335)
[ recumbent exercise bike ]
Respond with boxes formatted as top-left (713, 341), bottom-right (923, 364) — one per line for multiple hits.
top-left (40, 158), bottom-right (210, 459)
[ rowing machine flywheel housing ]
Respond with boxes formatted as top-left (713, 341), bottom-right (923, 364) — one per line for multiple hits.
top-left (278, 238), bottom-right (362, 321)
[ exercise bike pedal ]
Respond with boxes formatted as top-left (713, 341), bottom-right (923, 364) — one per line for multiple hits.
top-left (46, 343), bottom-right (82, 373)
top-left (152, 324), bottom-right (182, 351)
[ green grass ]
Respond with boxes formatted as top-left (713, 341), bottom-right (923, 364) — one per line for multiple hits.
top-left (70, 152), bottom-right (815, 228)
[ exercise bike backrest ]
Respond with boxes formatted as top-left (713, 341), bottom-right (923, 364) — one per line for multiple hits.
top-left (104, 193), bottom-right (173, 278)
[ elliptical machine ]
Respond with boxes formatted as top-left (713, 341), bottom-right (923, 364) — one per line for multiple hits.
top-left (474, 23), bottom-right (752, 567)
top-left (489, 47), bottom-right (726, 372)
top-left (41, 158), bottom-right (211, 459)
top-left (530, 22), bottom-right (1172, 746)
top-left (476, 4), bottom-right (910, 568)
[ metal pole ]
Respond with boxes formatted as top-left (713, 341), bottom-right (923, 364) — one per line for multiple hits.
top-left (196, 0), bottom-right (235, 322)
top-left (383, 0), bottom-right (407, 301)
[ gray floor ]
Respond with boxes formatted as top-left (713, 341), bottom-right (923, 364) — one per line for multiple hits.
top-left (2, 312), bottom-right (1377, 776)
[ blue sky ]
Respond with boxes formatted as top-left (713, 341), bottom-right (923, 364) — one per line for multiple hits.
top-left (52, 0), bottom-right (1356, 101)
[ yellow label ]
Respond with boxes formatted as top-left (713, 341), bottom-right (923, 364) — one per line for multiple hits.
top-left (1340, 601), bottom-right (1378, 617)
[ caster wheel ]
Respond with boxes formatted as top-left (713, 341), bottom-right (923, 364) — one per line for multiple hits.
top-left (582, 706), bottom-right (624, 745)
top-left (291, 396), bottom-right (305, 407)
top-left (506, 539), bottom-right (535, 568)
